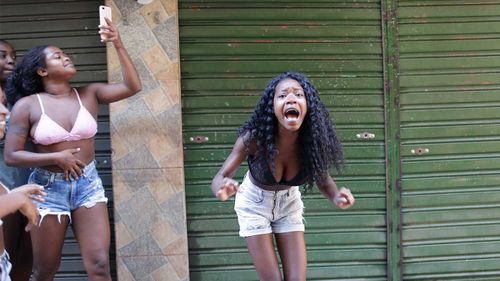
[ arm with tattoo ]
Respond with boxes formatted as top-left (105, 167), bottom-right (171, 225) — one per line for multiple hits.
top-left (8, 122), bottom-right (29, 138)
top-left (3, 99), bottom-right (61, 167)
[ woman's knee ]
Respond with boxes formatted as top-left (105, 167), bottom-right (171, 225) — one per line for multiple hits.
top-left (283, 266), bottom-right (306, 281)
top-left (283, 275), bottom-right (306, 281)
top-left (31, 260), bottom-right (60, 280)
top-left (85, 251), bottom-right (110, 277)
top-left (257, 270), bottom-right (282, 281)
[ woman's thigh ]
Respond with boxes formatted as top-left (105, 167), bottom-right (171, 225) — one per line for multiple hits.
top-left (246, 233), bottom-right (282, 281)
top-left (31, 215), bottom-right (69, 270)
top-left (275, 231), bottom-right (307, 281)
top-left (71, 203), bottom-right (110, 269)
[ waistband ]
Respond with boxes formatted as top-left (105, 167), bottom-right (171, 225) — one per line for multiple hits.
top-left (247, 171), bottom-right (293, 191)
top-left (32, 160), bottom-right (97, 181)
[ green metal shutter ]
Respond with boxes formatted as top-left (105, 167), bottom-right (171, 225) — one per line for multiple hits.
top-left (180, 1), bottom-right (387, 280)
top-left (397, 1), bottom-right (500, 280)
top-left (0, 1), bottom-right (116, 280)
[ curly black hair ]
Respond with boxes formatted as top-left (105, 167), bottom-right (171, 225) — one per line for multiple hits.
top-left (239, 71), bottom-right (344, 190)
top-left (5, 45), bottom-right (48, 106)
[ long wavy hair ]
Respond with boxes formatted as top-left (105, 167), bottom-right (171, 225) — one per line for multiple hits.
top-left (239, 72), bottom-right (344, 190)
top-left (5, 45), bottom-right (48, 105)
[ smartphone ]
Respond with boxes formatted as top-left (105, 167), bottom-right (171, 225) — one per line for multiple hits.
top-left (99, 5), bottom-right (112, 26)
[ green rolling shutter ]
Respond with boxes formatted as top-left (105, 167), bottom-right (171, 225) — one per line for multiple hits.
top-left (180, 1), bottom-right (387, 280)
top-left (398, 1), bottom-right (500, 280)
top-left (0, 1), bottom-right (116, 280)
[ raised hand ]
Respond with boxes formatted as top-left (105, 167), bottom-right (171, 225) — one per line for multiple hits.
top-left (333, 187), bottom-right (355, 209)
top-left (98, 17), bottom-right (123, 47)
top-left (216, 177), bottom-right (239, 201)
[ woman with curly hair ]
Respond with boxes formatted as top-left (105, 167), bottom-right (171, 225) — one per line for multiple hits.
top-left (212, 71), bottom-right (355, 281)
top-left (4, 17), bottom-right (141, 281)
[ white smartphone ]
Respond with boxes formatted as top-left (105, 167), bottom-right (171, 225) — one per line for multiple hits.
top-left (99, 5), bottom-right (112, 26)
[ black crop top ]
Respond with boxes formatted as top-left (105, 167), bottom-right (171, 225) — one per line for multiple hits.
top-left (247, 154), bottom-right (306, 190)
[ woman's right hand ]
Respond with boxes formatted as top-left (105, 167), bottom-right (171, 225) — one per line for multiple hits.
top-left (216, 177), bottom-right (239, 201)
top-left (55, 148), bottom-right (86, 180)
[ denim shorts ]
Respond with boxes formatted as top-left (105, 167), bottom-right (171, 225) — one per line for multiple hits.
top-left (0, 250), bottom-right (11, 281)
top-left (28, 161), bottom-right (108, 224)
top-left (234, 172), bottom-right (305, 237)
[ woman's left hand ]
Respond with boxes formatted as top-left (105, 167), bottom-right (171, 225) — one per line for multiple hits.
top-left (333, 187), bottom-right (355, 209)
top-left (98, 17), bottom-right (123, 47)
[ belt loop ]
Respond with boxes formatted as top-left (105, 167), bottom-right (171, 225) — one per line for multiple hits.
top-left (81, 162), bottom-right (88, 178)
top-left (49, 173), bottom-right (56, 183)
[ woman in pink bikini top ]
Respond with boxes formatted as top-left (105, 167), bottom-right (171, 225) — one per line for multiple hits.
top-left (4, 40), bottom-right (134, 177)
top-left (32, 88), bottom-right (97, 146)
top-left (3, 17), bottom-right (141, 281)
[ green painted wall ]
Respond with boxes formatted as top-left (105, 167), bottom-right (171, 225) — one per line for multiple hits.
top-left (180, 1), bottom-right (387, 280)
top-left (398, 1), bottom-right (500, 280)
top-left (180, 1), bottom-right (500, 280)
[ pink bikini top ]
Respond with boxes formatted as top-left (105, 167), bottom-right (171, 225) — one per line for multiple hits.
top-left (32, 89), bottom-right (97, 145)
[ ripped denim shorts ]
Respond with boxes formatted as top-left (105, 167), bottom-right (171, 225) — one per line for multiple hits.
top-left (28, 160), bottom-right (108, 224)
top-left (234, 172), bottom-right (304, 237)
top-left (0, 250), bottom-right (11, 281)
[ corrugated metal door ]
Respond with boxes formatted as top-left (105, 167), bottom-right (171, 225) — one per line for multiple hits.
top-left (180, 1), bottom-right (387, 280)
top-left (0, 1), bottom-right (116, 280)
top-left (397, 1), bottom-right (500, 280)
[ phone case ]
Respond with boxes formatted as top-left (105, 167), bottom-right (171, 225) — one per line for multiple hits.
top-left (99, 5), bottom-right (112, 26)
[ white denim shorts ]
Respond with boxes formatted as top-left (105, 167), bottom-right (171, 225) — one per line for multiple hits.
top-left (234, 172), bottom-right (305, 237)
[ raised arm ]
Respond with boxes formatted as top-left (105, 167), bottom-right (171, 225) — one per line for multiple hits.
top-left (317, 175), bottom-right (355, 209)
top-left (211, 136), bottom-right (248, 201)
top-left (91, 17), bottom-right (142, 104)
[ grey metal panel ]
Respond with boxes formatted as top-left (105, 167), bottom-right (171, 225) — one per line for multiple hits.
top-left (398, 1), bottom-right (500, 280)
top-left (0, 1), bottom-right (116, 280)
top-left (180, 1), bottom-right (387, 280)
